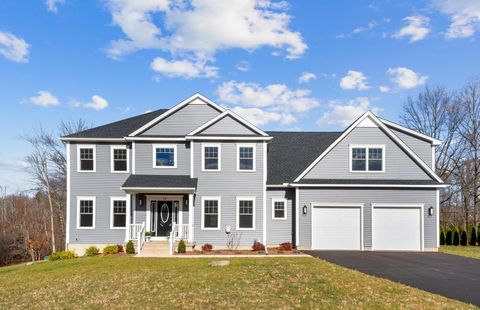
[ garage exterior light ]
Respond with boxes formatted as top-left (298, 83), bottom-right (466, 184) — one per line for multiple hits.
top-left (428, 206), bottom-right (434, 216)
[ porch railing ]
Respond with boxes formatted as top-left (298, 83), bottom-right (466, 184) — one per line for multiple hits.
top-left (169, 224), bottom-right (178, 255)
top-left (129, 222), bottom-right (145, 254)
top-left (175, 224), bottom-right (189, 241)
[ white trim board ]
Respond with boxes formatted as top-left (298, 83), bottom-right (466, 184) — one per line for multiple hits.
top-left (76, 196), bottom-right (96, 230)
top-left (152, 144), bottom-right (177, 169)
top-left (236, 196), bottom-right (256, 231)
top-left (380, 118), bottom-right (442, 146)
top-left (76, 144), bottom-right (96, 173)
top-left (271, 198), bottom-right (287, 220)
top-left (110, 145), bottom-right (130, 174)
top-left (110, 196), bottom-right (128, 230)
top-left (236, 143), bottom-right (256, 172)
top-left (201, 196), bottom-right (221, 230)
top-left (201, 143), bottom-right (221, 172)
top-left (349, 144), bottom-right (385, 173)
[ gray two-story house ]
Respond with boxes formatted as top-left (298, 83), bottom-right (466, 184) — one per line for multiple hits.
top-left (60, 93), bottom-right (446, 255)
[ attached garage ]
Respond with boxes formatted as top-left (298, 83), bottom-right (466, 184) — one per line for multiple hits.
top-left (372, 204), bottom-right (424, 251)
top-left (311, 204), bottom-right (363, 250)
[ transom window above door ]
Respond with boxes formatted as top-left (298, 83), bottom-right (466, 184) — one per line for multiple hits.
top-left (202, 144), bottom-right (220, 171)
top-left (153, 144), bottom-right (177, 168)
top-left (237, 144), bottom-right (255, 171)
top-left (350, 145), bottom-right (385, 172)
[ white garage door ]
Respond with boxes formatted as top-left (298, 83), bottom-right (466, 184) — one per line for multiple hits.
top-left (373, 207), bottom-right (422, 251)
top-left (311, 206), bottom-right (362, 250)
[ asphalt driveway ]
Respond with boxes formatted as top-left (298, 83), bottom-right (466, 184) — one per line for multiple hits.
top-left (306, 251), bottom-right (480, 307)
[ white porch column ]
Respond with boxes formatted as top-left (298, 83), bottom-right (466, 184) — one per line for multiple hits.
top-left (125, 193), bottom-right (131, 242)
top-left (188, 193), bottom-right (194, 242)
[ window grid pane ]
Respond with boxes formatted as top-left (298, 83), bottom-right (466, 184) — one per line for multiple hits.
top-left (274, 201), bottom-right (285, 219)
top-left (113, 149), bottom-right (127, 171)
top-left (239, 200), bottom-right (254, 228)
top-left (204, 200), bottom-right (219, 228)
top-left (79, 200), bottom-right (93, 227)
top-left (239, 147), bottom-right (254, 170)
top-left (204, 146), bottom-right (219, 170)
top-left (156, 147), bottom-right (175, 166)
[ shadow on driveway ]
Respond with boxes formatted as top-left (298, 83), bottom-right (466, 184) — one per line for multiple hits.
top-left (306, 251), bottom-right (480, 307)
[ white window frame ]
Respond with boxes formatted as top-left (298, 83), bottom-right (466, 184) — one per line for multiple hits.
top-left (236, 196), bottom-right (256, 230)
top-left (110, 196), bottom-right (128, 229)
top-left (201, 143), bottom-right (221, 171)
top-left (236, 144), bottom-right (256, 172)
top-left (201, 196), bottom-right (221, 230)
top-left (271, 198), bottom-right (287, 220)
top-left (77, 145), bottom-right (96, 173)
top-left (152, 144), bottom-right (177, 168)
top-left (110, 145), bottom-right (129, 173)
top-left (77, 196), bottom-right (96, 229)
top-left (349, 144), bottom-right (385, 173)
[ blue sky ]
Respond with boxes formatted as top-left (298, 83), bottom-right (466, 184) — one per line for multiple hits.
top-left (0, 0), bottom-right (479, 192)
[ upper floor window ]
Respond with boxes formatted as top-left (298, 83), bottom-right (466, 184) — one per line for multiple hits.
top-left (111, 146), bottom-right (129, 173)
top-left (272, 198), bottom-right (287, 220)
top-left (202, 197), bottom-right (220, 230)
top-left (111, 198), bottom-right (127, 229)
top-left (237, 144), bottom-right (255, 171)
top-left (202, 144), bottom-right (220, 171)
top-left (350, 145), bottom-right (385, 172)
top-left (237, 197), bottom-right (255, 230)
top-left (78, 145), bottom-right (95, 172)
top-left (77, 197), bottom-right (95, 229)
top-left (153, 144), bottom-right (177, 168)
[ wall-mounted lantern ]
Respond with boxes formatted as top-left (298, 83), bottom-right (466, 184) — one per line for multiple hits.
top-left (428, 206), bottom-right (434, 216)
top-left (302, 205), bottom-right (308, 215)
top-left (138, 197), bottom-right (143, 207)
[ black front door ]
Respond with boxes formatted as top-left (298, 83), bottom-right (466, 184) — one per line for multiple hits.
top-left (156, 201), bottom-right (172, 237)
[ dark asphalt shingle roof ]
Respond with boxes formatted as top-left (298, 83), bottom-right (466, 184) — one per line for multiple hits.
top-left (266, 131), bottom-right (343, 184)
top-left (62, 108), bottom-right (169, 138)
top-left (122, 175), bottom-right (198, 188)
top-left (296, 179), bottom-right (441, 185)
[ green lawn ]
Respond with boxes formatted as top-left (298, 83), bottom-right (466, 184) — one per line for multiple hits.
top-left (0, 256), bottom-right (475, 309)
top-left (440, 246), bottom-right (480, 259)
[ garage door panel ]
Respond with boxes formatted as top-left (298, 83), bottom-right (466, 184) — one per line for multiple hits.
top-left (373, 207), bottom-right (421, 251)
top-left (312, 207), bottom-right (361, 250)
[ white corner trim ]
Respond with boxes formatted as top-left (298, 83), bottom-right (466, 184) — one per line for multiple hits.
top-left (201, 196), bottom-right (221, 230)
top-left (295, 187), bottom-right (299, 246)
top-left (263, 141), bottom-right (267, 245)
top-left (236, 196), bottom-right (256, 231)
top-left (129, 93), bottom-right (225, 137)
top-left (380, 118), bottom-right (442, 146)
top-left (76, 196), bottom-right (96, 230)
top-left (152, 144), bottom-right (177, 169)
top-left (349, 144), bottom-right (385, 173)
top-left (271, 198), bottom-right (288, 220)
top-left (110, 196), bottom-right (128, 230)
top-left (76, 144), bottom-right (96, 173)
top-left (188, 193), bottom-right (194, 242)
top-left (436, 189), bottom-right (440, 248)
top-left (132, 142), bottom-right (136, 174)
top-left (236, 143), bottom-right (256, 172)
top-left (190, 141), bottom-right (194, 177)
top-left (201, 143), bottom-right (221, 172)
top-left (66, 142), bottom-right (71, 246)
top-left (110, 145), bottom-right (130, 174)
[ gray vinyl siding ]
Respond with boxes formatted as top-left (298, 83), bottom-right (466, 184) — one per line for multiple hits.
top-left (69, 143), bottom-right (131, 244)
top-left (266, 189), bottom-right (294, 245)
top-left (200, 115), bottom-right (258, 136)
top-left (140, 104), bottom-right (220, 136)
top-left (134, 195), bottom-right (146, 225)
top-left (297, 188), bottom-right (437, 249)
top-left (391, 128), bottom-right (433, 168)
top-left (303, 127), bottom-right (432, 180)
top-left (135, 142), bottom-right (190, 175)
top-left (193, 141), bottom-right (265, 247)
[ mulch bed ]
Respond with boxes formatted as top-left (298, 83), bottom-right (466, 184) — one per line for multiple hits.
top-left (175, 247), bottom-right (303, 255)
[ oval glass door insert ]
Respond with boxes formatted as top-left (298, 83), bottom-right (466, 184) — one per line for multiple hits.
top-left (160, 203), bottom-right (170, 223)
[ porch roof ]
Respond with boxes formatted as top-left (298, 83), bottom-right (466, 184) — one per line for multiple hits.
top-left (121, 175), bottom-right (197, 193)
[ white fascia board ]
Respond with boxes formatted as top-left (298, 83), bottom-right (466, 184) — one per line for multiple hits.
top-left (125, 137), bottom-right (186, 141)
top-left (380, 118), bottom-right (442, 146)
top-left (129, 93), bottom-right (225, 137)
top-left (289, 183), bottom-right (449, 188)
top-left (59, 137), bottom-right (125, 142)
top-left (186, 136), bottom-right (272, 141)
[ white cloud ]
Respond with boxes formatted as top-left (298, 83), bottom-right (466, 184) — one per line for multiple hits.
top-left (379, 85), bottom-right (390, 93)
top-left (317, 97), bottom-right (381, 127)
top-left (433, 0), bottom-right (480, 38)
top-left (392, 15), bottom-right (430, 43)
top-left (340, 70), bottom-right (369, 90)
top-left (298, 72), bottom-right (316, 83)
top-left (231, 106), bottom-right (295, 126)
top-left (0, 159), bottom-right (30, 170)
top-left (83, 95), bottom-right (109, 110)
top-left (105, 0), bottom-right (307, 77)
top-left (337, 20), bottom-right (378, 38)
top-left (46, 0), bottom-right (65, 13)
top-left (150, 57), bottom-right (218, 78)
top-left (25, 91), bottom-right (60, 107)
top-left (387, 67), bottom-right (428, 89)
top-left (236, 61), bottom-right (250, 72)
top-left (0, 31), bottom-right (30, 63)
top-left (217, 80), bottom-right (319, 112)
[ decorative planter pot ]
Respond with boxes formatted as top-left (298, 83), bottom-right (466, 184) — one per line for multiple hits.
top-left (146, 236), bottom-right (151, 242)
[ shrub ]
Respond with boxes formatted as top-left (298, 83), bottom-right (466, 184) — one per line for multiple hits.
top-left (469, 225), bottom-right (477, 246)
top-left (103, 244), bottom-right (119, 255)
top-left (117, 244), bottom-right (124, 253)
top-left (279, 242), bottom-right (293, 251)
top-left (252, 241), bottom-right (265, 251)
top-left (452, 227), bottom-right (460, 246)
top-left (178, 240), bottom-right (186, 253)
top-left (85, 246), bottom-right (100, 257)
top-left (201, 243), bottom-right (213, 252)
top-left (49, 250), bottom-right (76, 261)
top-left (439, 227), bottom-right (445, 246)
top-left (126, 241), bottom-right (135, 254)
top-left (445, 228), bottom-right (452, 245)
top-left (460, 229), bottom-right (468, 246)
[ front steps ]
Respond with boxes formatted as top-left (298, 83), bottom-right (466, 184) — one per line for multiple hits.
top-left (136, 241), bottom-right (170, 257)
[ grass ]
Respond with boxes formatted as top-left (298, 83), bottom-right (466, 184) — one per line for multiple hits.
top-left (440, 246), bottom-right (480, 259)
top-left (0, 256), bottom-right (475, 309)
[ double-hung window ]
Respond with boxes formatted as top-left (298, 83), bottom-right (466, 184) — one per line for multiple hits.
top-left (272, 198), bottom-right (287, 220)
top-left (237, 197), bottom-right (255, 230)
top-left (202, 197), bottom-right (220, 229)
top-left (202, 144), bottom-right (220, 171)
top-left (77, 197), bottom-right (95, 229)
top-left (350, 145), bottom-right (385, 172)
top-left (111, 146), bottom-right (128, 173)
top-left (78, 145), bottom-right (95, 172)
top-left (111, 198), bottom-right (127, 229)
top-left (153, 144), bottom-right (177, 168)
top-left (237, 144), bottom-right (255, 171)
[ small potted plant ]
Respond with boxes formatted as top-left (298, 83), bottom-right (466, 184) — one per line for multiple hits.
top-left (145, 231), bottom-right (152, 242)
